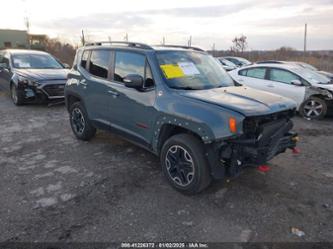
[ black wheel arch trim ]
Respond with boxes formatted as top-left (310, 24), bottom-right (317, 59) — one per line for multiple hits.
top-left (65, 90), bottom-right (86, 112)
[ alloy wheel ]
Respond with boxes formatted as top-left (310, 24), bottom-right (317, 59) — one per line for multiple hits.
top-left (71, 108), bottom-right (86, 134)
top-left (165, 145), bottom-right (195, 187)
top-left (303, 99), bottom-right (323, 118)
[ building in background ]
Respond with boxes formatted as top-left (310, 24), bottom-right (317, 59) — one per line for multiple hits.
top-left (0, 29), bottom-right (28, 49)
top-left (0, 29), bottom-right (48, 50)
top-left (28, 34), bottom-right (48, 50)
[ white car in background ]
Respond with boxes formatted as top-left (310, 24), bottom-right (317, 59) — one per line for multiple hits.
top-left (256, 60), bottom-right (333, 80)
top-left (229, 63), bottom-right (333, 119)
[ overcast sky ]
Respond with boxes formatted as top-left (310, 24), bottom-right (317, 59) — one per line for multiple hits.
top-left (2, 0), bottom-right (333, 50)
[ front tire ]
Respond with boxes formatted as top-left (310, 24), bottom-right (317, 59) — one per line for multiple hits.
top-left (300, 97), bottom-right (327, 119)
top-left (160, 134), bottom-right (211, 195)
top-left (10, 84), bottom-right (24, 106)
top-left (69, 102), bottom-right (96, 140)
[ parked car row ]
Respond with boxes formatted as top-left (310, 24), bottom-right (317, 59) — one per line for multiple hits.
top-left (0, 44), bottom-right (299, 194)
top-left (215, 56), bottom-right (333, 119)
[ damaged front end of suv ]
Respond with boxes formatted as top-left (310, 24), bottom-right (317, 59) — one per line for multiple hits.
top-left (219, 110), bottom-right (298, 177)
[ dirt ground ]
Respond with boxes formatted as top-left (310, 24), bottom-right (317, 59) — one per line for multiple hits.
top-left (0, 89), bottom-right (332, 243)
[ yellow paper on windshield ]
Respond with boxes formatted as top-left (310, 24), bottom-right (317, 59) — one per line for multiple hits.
top-left (160, 64), bottom-right (185, 79)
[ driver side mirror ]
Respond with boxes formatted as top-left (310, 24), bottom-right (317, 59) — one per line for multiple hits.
top-left (291, 79), bottom-right (303, 86)
top-left (123, 74), bottom-right (144, 89)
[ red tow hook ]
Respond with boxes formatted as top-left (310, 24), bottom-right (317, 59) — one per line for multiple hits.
top-left (292, 147), bottom-right (301, 154)
top-left (257, 165), bottom-right (270, 172)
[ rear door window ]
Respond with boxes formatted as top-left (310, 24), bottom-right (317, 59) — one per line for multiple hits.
top-left (245, 68), bottom-right (266, 79)
top-left (268, 68), bottom-right (300, 84)
top-left (89, 50), bottom-right (112, 79)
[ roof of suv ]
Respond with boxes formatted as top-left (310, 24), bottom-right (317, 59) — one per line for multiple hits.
top-left (82, 41), bottom-right (205, 52)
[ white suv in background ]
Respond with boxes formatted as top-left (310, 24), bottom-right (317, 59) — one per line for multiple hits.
top-left (229, 63), bottom-right (333, 119)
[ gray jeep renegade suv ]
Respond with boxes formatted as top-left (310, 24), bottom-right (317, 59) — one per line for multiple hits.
top-left (65, 41), bottom-right (298, 194)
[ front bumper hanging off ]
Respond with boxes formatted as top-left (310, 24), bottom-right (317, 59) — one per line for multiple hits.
top-left (207, 118), bottom-right (299, 179)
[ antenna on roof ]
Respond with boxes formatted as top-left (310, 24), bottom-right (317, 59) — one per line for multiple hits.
top-left (304, 23), bottom-right (307, 60)
top-left (212, 43), bottom-right (216, 57)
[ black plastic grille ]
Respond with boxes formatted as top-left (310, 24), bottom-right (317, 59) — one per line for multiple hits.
top-left (43, 84), bottom-right (65, 97)
top-left (243, 110), bottom-right (295, 136)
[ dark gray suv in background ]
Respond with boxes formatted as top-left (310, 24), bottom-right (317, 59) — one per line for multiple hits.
top-left (0, 49), bottom-right (69, 105)
top-left (65, 41), bottom-right (298, 194)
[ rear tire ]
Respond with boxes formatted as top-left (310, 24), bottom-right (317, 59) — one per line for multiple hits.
top-left (10, 84), bottom-right (24, 106)
top-left (69, 101), bottom-right (96, 141)
top-left (300, 96), bottom-right (327, 120)
top-left (160, 134), bottom-right (211, 195)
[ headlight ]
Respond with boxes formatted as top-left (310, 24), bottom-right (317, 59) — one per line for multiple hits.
top-left (17, 75), bottom-right (39, 87)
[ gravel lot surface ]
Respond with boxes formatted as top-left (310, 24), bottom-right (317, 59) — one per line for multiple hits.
top-left (0, 88), bottom-right (332, 242)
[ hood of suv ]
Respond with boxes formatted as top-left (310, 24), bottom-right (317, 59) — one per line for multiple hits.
top-left (14, 68), bottom-right (69, 81)
top-left (179, 86), bottom-right (296, 116)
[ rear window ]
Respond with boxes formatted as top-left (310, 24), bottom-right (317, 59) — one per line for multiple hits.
top-left (89, 50), bottom-right (112, 79)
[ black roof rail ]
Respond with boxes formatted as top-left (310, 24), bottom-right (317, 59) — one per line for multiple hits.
top-left (84, 41), bottom-right (153, 50)
top-left (154, 45), bottom-right (205, 52)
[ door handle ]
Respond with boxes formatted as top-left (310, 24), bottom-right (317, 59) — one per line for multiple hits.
top-left (267, 84), bottom-right (275, 88)
top-left (237, 78), bottom-right (244, 82)
top-left (108, 90), bottom-right (119, 97)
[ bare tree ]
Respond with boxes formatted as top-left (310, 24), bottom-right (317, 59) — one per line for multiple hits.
top-left (275, 46), bottom-right (296, 59)
top-left (230, 35), bottom-right (248, 54)
top-left (45, 38), bottom-right (76, 65)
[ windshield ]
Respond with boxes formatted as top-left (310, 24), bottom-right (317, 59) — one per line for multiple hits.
top-left (293, 67), bottom-right (331, 84)
top-left (299, 62), bottom-right (318, 71)
top-left (156, 51), bottom-right (234, 90)
top-left (218, 58), bottom-right (236, 67)
top-left (12, 53), bottom-right (63, 69)
top-left (237, 57), bottom-right (251, 65)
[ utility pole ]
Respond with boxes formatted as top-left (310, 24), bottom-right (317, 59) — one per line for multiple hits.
top-left (25, 16), bottom-right (30, 49)
top-left (124, 33), bottom-right (128, 42)
top-left (81, 30), bottom-right (85, 46)
top-left (162, 36), bottom-right (165, 45)
top-left (188, 36), bottom-right (192, 47)
top-left (304, 23), bottom-right (307, 59)
top-left (22, 0), bottom-right (30, 48)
